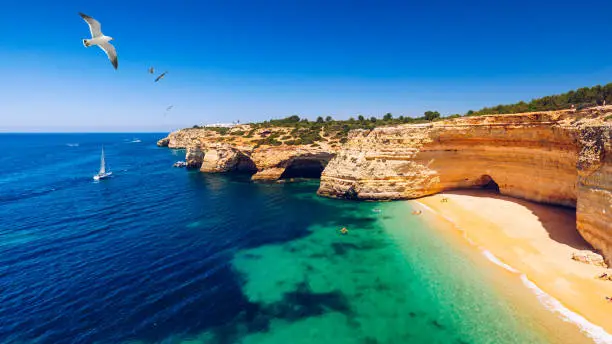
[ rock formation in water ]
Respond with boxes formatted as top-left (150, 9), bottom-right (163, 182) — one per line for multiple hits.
top-left (318, 108), bottom-right (612, 263)
top-left (157, 125), bottom-right (339, 180)
top-left (185, 146), bottom-right (204, 169)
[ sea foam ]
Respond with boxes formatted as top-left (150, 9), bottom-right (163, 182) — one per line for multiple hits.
top-left (415, 200), bottom-right (612, 344)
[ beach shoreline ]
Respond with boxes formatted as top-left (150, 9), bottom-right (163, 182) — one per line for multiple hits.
top-left (415, 190), bottom-right (612, 343)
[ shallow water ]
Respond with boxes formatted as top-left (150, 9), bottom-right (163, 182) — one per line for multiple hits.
top-left (0, 134), bottom-right (591, 344)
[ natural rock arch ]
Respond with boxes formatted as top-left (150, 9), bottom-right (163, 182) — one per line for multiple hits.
top-left (280, 159), bottom-right (326, 179)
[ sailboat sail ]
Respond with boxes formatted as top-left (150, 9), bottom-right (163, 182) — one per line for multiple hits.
top-left (99, 147), bottom-right (106, 174)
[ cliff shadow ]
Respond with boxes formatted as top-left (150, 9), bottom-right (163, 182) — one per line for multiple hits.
top-left (280, 159), bottom-right (325, 179)
top-left (235, 154), bottom-right (258, 175)
top-left (441, 189), bottom-right (592, 251)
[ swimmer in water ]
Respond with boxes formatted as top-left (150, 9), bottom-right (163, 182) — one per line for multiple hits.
top-left (340, 227), bottom-right (348, 234)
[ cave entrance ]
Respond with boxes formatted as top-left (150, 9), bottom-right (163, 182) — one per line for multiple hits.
top-left (235, 155), bottom-right (257, 174)
top-left (280, 159), bottom-right (325, 179)
top-left (479, 175), bottom-right (500, 193)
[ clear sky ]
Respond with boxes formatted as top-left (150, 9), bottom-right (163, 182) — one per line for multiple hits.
top-left (2, 0), bottom-right (612, 132)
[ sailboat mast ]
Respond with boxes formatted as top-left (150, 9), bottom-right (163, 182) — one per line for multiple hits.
top-left (100, 146), bottom-right (106, 174)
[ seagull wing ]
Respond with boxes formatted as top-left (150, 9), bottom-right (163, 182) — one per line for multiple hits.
top-left (155, 72), bottom-right (167, 82)
top-left (98, 42), bottom-right (118, 69)
top-left (79, 13), bottom-right (103, 38)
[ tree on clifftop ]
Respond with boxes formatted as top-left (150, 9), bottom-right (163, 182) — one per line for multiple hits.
top-left (424, 111), bottom-right (441, 121)
top-left (383, 113), bottom-right (393, 121)
top-left (316, 116), bottom-right (324, 123)
top-left (325, 116), bottom-right (333, 122)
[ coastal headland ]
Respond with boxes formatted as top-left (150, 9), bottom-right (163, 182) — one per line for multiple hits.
top-left (159, 106), bottom-right (612, 340)
top-left (159, 107), bottom-right (612, 263)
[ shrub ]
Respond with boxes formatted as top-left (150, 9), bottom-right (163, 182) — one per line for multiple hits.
top-left (424, 111), bottom-right (441, 121)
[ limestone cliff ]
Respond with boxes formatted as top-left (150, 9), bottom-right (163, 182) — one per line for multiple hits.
top-left (577, 125), bottom-right (612, 265)
top-left (158, 125), bottom-right (339, 180)
top-left (318, 107), bottom-right (612, 263)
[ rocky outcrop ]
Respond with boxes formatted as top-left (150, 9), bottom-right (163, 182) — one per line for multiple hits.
top-left (318, 108), bottom-right (612, 263)
top-left (157, 138), bottom-right (169, 147)
top-left (159, 126), bottom-right (338, 180)
top-left (200, 145), bottom-right (256, 173)
top-left (185, 146), bottom-right (204, 169)
top-left (572, 250), bottom-right (608, 268)
top-left (251, 147), bottom-right (334, 180)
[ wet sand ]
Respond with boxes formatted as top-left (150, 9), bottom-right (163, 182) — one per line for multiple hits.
top-left (417, 190), bottom-right (612, 342)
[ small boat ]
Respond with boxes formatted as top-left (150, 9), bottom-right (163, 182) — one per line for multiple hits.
top-left (173, 161), bottom-right (187, 168)
top-left (93, 146), bottom-right (113, 180)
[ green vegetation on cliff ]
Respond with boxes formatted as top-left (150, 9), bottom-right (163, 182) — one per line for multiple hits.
top-left (187, 82), bottom-right (612, 148)
top-left (466, 82), bottom-right (612, 116)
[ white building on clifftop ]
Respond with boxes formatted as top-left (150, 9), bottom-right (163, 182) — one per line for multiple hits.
top-left (204, 123), bottom-right (236, 128)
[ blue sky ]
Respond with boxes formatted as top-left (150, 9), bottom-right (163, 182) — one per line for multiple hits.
top-left (1, 0), bottom-right (612, 132)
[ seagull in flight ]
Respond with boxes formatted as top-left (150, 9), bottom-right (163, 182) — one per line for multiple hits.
top-left (79, 13), bottom-right (118, 69)
top-left (154, 71), bottom-right (168, 82)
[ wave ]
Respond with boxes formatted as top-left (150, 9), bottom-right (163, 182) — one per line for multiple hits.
top-left (0, 177), bottom-right (85, 205)
top-left (481, 250), bottom-right (519, 273)
top-left (66, 143), bottom-right (79, 147)
top-left (519, 275), bottom-right (612, 344)
top-left (414, 200), bottom-right (612, 344)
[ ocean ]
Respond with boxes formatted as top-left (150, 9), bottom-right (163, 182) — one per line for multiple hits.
top-left (0, 133), bottom-right (593, 344)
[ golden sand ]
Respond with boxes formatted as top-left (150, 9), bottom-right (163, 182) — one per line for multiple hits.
top-left (417, 190), bottom-right (612, 336)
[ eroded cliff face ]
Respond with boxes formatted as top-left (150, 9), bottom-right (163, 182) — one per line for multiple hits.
top-left (577, 126), bottom-right (612, 264)
top-left (158, 126), bottom-right (338, 180)
top-left (319, 108), bottom-right (612, 263)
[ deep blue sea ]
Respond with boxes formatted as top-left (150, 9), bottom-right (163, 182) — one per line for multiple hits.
top-left (0, 134), bottom-right (593, 344)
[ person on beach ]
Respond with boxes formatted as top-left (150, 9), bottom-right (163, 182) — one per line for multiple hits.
top-left (606, 296), bottom-right (612, 302)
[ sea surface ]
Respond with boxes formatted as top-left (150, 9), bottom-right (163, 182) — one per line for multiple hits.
top-left (0, 133), bottom-right (593, 344)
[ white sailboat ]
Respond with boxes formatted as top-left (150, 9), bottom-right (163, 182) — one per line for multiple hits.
top-left (93, 146), bottom-right (113, 180)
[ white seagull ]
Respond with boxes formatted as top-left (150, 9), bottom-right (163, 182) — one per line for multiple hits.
top-left (79, 12), bottom-right (118, 69)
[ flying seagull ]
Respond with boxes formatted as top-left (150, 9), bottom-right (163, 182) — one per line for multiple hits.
top-left (149, 67), bottom-right (155, 74)
top-left (154, 71), bottom-right (168, 82)
top-left (79, 13), bottom-right (118, 69)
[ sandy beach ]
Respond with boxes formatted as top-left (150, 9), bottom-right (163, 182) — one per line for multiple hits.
top-left (417, 190), bottom-right (612, 340)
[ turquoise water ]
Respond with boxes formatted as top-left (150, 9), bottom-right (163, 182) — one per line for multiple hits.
top-left (0, 134), bottom-right (589, 344)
